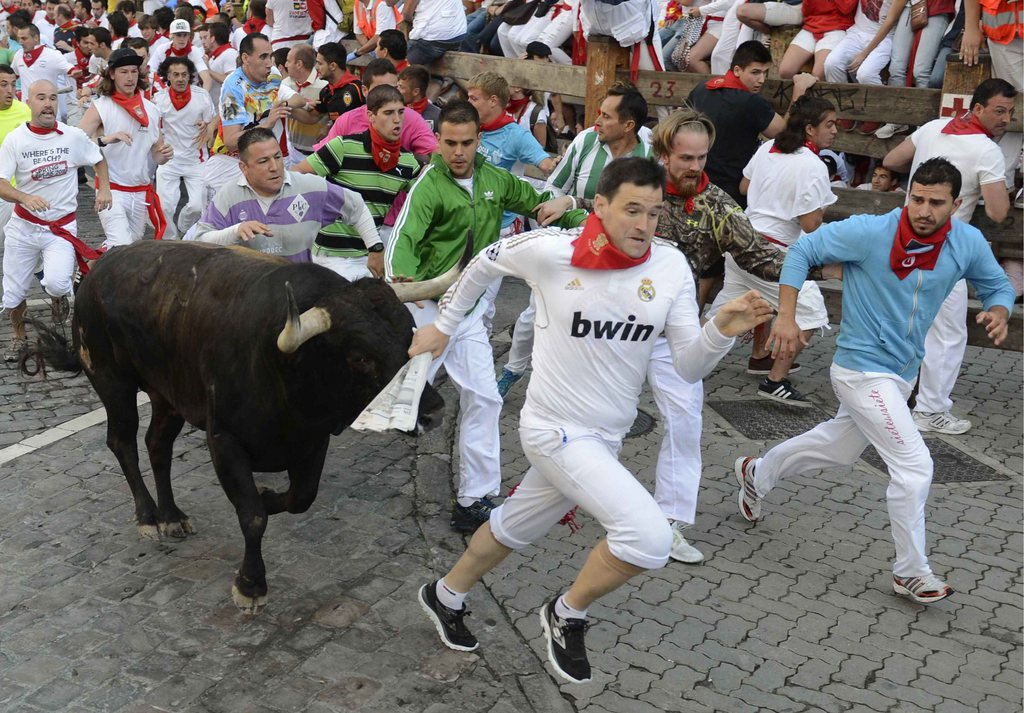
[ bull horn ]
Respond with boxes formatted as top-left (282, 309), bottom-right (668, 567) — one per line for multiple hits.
top-left (388, 230), bottom-right (475, 303)
top-left (277, 282), bottom-right (332, 353)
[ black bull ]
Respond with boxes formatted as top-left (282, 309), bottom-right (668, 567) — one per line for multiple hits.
top-left (30, 241), bottom-right (449, 612)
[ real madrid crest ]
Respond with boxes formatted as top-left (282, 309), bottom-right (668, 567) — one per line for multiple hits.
top-left (590, 233), bottom-right (608, 254)
top-left (638, 278), bottom-right (655, 302)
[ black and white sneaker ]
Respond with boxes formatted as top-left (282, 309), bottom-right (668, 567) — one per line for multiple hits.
top-left (539, 599), bottom-right (592, 684)
top-left (450, 497), bottom-right (496, 533)
top-left (757, 377), bottom-right (812, 408)
top-left (418, 582), bottom-right (478, 652)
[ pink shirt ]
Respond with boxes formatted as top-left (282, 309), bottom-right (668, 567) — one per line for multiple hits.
top-left (314, 106), bottom-right (438, 155)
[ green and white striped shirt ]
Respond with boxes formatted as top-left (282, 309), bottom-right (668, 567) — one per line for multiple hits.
top-left (544, 127), bottom-right (653, 201)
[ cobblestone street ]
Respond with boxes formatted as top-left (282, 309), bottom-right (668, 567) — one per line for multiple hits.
top-left (0, 191), bottom-right (1020, 712)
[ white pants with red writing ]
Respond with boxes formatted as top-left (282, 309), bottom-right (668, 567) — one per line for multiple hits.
top-left (751, 363), bottom-right (934, 578)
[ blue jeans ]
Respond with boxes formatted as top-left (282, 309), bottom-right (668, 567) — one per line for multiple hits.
top-left (408, 35), bottom-right (467, 65)
top-left (462, 8), bottom-right (488, 52)
top-left (888, 8), bottom-right (951, 87)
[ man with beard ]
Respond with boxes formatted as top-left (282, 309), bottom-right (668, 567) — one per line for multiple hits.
top-left (153, 55), bottom-right (214, 239)
top-left (0, 79), bottom-right (111, 361)
top-left (78, 47), bottom-right (173, 248)
top-left (705, 96), bottom-right (839, 407)
top-left (735, 157), bottom-right (1014, 604)
top-left (294, 84), bottom-right (419, 279)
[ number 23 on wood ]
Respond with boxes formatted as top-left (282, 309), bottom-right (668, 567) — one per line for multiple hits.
top-left (649, 80), bottom-right (676, 99)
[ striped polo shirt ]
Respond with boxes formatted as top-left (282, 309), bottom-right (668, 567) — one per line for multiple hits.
top-left (544, 127), bottom-right (653, 201)
top-left (307, 130), bottom-right (420, 258)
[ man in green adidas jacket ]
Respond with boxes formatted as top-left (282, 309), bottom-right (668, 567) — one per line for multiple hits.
top-left (386, 99), bottom-right (585, 533)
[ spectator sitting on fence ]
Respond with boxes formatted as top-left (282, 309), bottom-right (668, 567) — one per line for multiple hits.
top-left (777, 0), bottom-right (857, 79)
top-left (662, 0), bottom-right (731, 73)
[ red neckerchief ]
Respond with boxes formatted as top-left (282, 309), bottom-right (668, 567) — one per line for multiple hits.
top-left (408, 97), bottom-right (428, 115)
top-left (507, 95), bottom-right (529, 119)
top-left (369, 124), bottom-right (401, 173)
top-left (59, 20), bottom-right (78, 30)
top-left (770, 140), bottom-right (820, 155)
top-left (941, 111), bottom-right (993, 138)
top-left (73, 44), bottom-right (88, 67)
top-left (22, 45), bottom-right (45, 67)
top-left (148, 31), bottom-right (167, 47)
top-left (210, 42), bottom-right (232, 60)
top-left (665, 171), bottom-right (710, 214)
top-left (2, 5), bottom-right (19, 14)
top-left (570, 213), bottom-right (651, 270)
top-left (551, 1), bottom-right (572, 18)
top-left (329, 71), bottom-right (359, 92)
top-left (167, 43), bottom-right (191, 58)
top-left (394, 59), bottom-right (409, 73)
top-left (480, 112), bottom-right (515, 133)
top-left (26, 121), bottom-right (62, 135)
top-left (890, 207), bottom-right (951, 280)
top-left (111, 90), bottom-right (149, 127)
top-left (128, 20), bottom-right (137, 28)
top-left (43, 15), bottom-right (55, 25)
top-left (705, 70), bottom-right (750, 92)
top-left (169, 84), bottom-right (191, 111)
top-left (242, 17), bottom-right (265, 34)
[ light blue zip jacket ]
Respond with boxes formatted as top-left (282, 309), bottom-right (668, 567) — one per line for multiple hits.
top-left (781, 209), bottom-right (1016, 380)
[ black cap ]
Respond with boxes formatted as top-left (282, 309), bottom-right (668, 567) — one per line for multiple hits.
top-left (525, 42), bottom-right (551, 59)
top-left (107, 48), bottom-right (144, 71)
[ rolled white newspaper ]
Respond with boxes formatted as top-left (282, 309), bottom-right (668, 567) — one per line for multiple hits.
top-left (351, 352), bottom-right (433, 432)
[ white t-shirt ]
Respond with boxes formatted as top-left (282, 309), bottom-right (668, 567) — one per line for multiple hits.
top-left (13, 46), bottom-right (71, 90)
top-left (851, 0), bottom-right (895, 35)
top-left (153, 85), bottom-right (216, 163)
top-left (230, 25), bottom-right (247, 50)
top-left (93, 94), bottom-right (163, 185)
top-left (33, 12), bottom-right (55, 47)
top-left (515, 100), bottom-right (549, 134)
top-left (374, 1), bottom-right (398, 34)
top-left (267, 0), bottom-right (313, 46)
top-left (0, 122), bottom-right (102, 219)
top-left (150, 35), bottom-right (171, 59)
top-left (409, 0), bottom-right (467, 41)
top-left (743, 140), bottom-right (837, 245)
top-left (149, 45), bottom-right (209, 76)
top-left (908, 117), bottom-right (1006, 222)
top-left (434, 228), bottom-right (735, 442)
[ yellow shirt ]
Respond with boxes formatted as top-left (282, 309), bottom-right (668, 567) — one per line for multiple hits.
top-left (0, 100), bottom-right (32, 186)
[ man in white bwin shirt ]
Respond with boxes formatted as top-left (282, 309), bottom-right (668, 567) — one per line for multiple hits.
top-left (411, 157), bottom-right (772, 685)
top-left (0, 80), bottom-right (111, 362)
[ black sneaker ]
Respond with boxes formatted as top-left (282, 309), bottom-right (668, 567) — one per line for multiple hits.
top-left (757, 377), bottom-right (812, 408)
top-left (450, 497), bottom-right (495, 533)
top-left (539, 599), bottom-right (592, 684)
top-left (418, 581), bottom-right (478, 652)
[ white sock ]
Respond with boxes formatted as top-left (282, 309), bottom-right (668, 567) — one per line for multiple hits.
top-left (435, 578), bottom-right (467, 611)
top-left (555, 594), bottom-right (587, 621)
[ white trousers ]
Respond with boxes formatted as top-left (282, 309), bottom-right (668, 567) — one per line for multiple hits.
top-left (99, 190), bottom-right (150, 248)
top-left (312, 253), bottom-right (372, 281)
top-left (824, 27), bottom-right (893, 85)
top-left (753, 363), bottom-right (934, 577)
top-left (506, 293), bottom-right (536, 374)
top-left (710, 0), bottom-right (755, 76)
top-left (647, 336), bottom-right (704, 525)
top-left (203, 155), bottom-right (243, 202)
top-left (915, 279), bottom-right (967, 414)
top-left (2, 215), bottom-right (76, 309)
top-left (536, 6), bottom-right (576, 64)
top-left (498, 14), bottom-right (549, 57)
top-left (408, 298), bottom-right (502, 500)
top-left (156, 158), bottom-right (206, 239)
top-left (490, 424), bottom-right (673, 570)
top-left (990, 37), bottom-right (1023, 91)
top-left (707, 253), bottom-right (830, 330)
top-left (0, 199), bottom-right (12, 242)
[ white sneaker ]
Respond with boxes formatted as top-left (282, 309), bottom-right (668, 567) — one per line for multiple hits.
top-left (668, 520), bottom-right (704, 564)
top-left (874, 122), bottom-right (909, 139)
top-left (913, 411), bottom-right (971, 435)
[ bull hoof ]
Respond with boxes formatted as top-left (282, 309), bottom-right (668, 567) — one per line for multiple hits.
top-left (158, 518), bottom-right (194, 538)
top-left (137, 523), bottom-right (161, 540)
top-left (231, 583), bottom-right (267, 614)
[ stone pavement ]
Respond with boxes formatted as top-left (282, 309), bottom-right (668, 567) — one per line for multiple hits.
top-left (0, 191), bottom-right (1020, 712)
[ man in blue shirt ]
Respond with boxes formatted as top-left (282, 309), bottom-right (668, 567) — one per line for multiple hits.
top-left (734, 157), bottom-right (1014, 605)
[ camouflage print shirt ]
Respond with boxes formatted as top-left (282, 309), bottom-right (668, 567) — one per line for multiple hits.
top-left (655, 182), bottom-right (789, 281)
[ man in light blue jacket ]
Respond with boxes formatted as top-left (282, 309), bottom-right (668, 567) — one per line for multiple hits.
top-left (733, 157), bottom-right (1015, 605)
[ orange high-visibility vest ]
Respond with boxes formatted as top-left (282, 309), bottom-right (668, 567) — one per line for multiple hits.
top-left (979, 0), bottom-right (1023, 44)
top-left (354, 0), bottom-right (402, 38)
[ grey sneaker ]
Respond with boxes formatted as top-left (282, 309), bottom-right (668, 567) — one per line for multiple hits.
top-left (913, 411), bottom-right (971, 435)
top-left (874, 122), bottom-right (909, 139)
top-left (3, 337), bottom-right (28, 363)
top-left (668, 520), bottom-right (704, 563)
top-left (893, 573), bottom-right (953, 604)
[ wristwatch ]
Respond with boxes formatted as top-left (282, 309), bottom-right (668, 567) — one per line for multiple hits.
top-left (367, 243), bottom-right (384, 253)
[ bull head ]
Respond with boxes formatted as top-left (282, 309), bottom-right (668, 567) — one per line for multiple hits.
top-left (388, 231), bottom-right (475, 303)
top-left (277, 282), bottom-right (332, 353)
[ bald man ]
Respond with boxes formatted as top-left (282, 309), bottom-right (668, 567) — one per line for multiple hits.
top-left (0, 80), bottom-right (111, 362)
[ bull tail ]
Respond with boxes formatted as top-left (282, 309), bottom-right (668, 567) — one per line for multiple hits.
top-left (21, 319), bottom-right (83, 378)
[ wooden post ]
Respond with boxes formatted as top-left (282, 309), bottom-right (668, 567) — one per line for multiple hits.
top-left (940, 52), bottom-right (992, 120)
top-left (585, 35), bottom-right (629, 126)
top-left (768, 27), bottom-right (804, 79)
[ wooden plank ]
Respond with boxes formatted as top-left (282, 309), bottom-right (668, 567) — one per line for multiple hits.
top-left (584, 36), bottom-right (629, 126)
top-left (436, 53), bottom-right (587, 98)
top-left (821, 287), bottom-right (1023, 352)
top-left (829, 130), bottom-right (907, 159)
top-left (828, 186), bottom-right (904, 218)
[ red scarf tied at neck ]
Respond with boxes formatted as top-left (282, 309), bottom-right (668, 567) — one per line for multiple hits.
top-left (507, 95), bottom-right (529, 119)
top-left (666, 171), bottom-right (710, 214)
top-left (408, 97), bottom-right (428, 115)
top-left (169, 84), bottom-right (191, 111)
top-left (369, 125), bottom-right (401, 173)
top-left (480, 112), bottom-right (516, 133)
top-left (111, 91), bottom-right (149, 127)
top-left (941, 111), bottom-right (993, 138)
top-left (890, 206), bottom-right (951, 280)
top-left (770, 140), bottom-right (820, 155)
top-left (22, 45), bottom-right (45, 67)
top-left (705, 70), bottom-right (750, 92)
top-left (26, 122), bottom-right (62, 135)
top-left (570, 213), bottom-right (651, 270)
top-left (167, 43), bottom-right (191, 58)
top-left (210, 43), bottom-right (232, 60)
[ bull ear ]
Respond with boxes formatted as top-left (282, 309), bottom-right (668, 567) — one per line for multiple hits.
top-left (277, 282), bottom-right (332, 353)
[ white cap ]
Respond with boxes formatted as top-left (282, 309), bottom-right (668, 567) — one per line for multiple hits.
top-left (169, 19), bottom-right (192, 34)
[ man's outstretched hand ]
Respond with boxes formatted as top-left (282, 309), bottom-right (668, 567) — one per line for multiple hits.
top-left (712, 290), bottom-right (774, 337)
